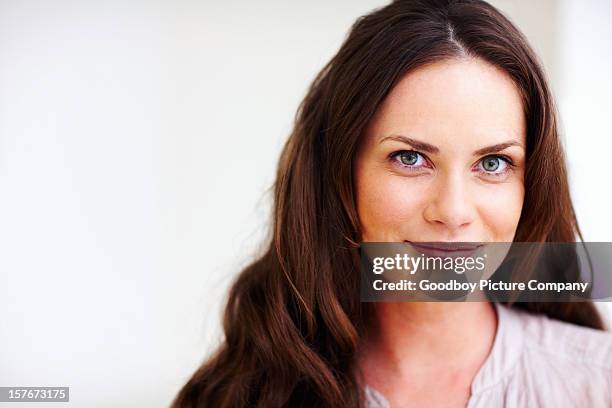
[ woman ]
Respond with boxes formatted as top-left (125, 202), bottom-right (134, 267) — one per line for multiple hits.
top-left (172, 0), bottom-right (612, 407)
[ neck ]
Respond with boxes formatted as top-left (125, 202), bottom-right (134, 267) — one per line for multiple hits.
top-left (360, 302), bottom-right (498, 378)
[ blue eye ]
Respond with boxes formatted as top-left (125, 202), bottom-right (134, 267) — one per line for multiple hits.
top-left (479, 155), bottom-right (509, 174)
top-left (392, 150), bottom-right (426, 167)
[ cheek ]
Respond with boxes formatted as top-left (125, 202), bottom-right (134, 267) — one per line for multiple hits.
top-left (476, 181), bottom-right (524, 240)
top-left (356, 172), bottom-right (429, 241)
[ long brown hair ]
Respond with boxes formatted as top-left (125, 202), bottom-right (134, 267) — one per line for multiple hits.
top-left (172, 1), bottom-right (604, 406)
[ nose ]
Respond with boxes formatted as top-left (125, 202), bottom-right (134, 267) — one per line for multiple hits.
top-left (423, 172), bottom-right (476, 233)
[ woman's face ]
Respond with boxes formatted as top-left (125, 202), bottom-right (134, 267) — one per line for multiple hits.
top-left (355, 57), bottom-right (526, 243)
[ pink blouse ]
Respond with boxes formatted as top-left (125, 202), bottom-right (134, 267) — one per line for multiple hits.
top-left (365, 302), bottom-right (612, 407)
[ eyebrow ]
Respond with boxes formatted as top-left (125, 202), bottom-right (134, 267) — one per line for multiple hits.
top-left (473, 141), bottom-right (523, 155)
top-left (379, 134), bottom-right (523, 155)
top-left (380, 135), bottom-right (440, 153)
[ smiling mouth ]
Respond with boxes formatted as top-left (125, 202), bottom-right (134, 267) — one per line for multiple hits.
top-left (405, 241), bottom-right (485, 257)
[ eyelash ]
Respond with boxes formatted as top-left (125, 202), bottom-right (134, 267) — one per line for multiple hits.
top-left (388, 150), bottom-right (515, 177)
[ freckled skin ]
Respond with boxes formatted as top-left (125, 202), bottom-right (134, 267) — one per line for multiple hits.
top-left (355, 57), bottom-right (526, 243)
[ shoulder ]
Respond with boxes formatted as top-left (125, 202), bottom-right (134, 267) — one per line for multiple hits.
top-left (472, 305), bottom-right (612, 406)
top-left (510, 305), bottom-right (612, 371)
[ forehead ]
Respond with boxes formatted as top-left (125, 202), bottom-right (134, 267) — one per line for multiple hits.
top-left (366, 57), bottom-right (526, 148)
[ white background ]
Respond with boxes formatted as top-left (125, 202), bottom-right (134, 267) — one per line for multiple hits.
top-left (1, 1), bottom-right (611, 407)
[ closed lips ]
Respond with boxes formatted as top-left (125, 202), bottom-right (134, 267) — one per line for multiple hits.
top-left (406, 242), bottom-right (484, 251)
top-left (405, 241), bottom-right (485, 256)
